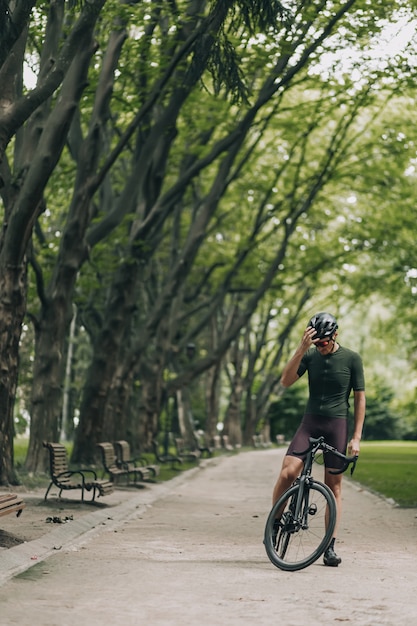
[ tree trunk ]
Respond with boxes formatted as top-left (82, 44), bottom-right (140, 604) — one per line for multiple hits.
top-left (176, 387), bottom-right (196, 445)
top-left (204, 364), bottom-right (221, 445)
top-left (25, 293), bottom-right (74, 472)
top-left (223, 382), bottom-right (244, 447)
top-left (102, 363), bottom-right (133, 443)
top-left (71, 264), bottom-right (139, 464)
top-left (0, 264), bottom-right (27, 484)
top-left (242, 388), bottom-right (258, 446)
top-left (135, 371), bottom-right (163, 450)
top-left (61, 306), bottom-right (78, 441)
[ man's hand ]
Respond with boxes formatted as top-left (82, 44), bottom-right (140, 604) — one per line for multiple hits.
top-left (348, 438), bottom-right (361, 456)
top-left (300, 326), bottom-right (317, 352)
top-left (280, 326), bottom-right (317, 387)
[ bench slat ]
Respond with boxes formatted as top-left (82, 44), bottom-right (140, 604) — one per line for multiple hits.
top-left (0, 494), bottom-right (25, 519)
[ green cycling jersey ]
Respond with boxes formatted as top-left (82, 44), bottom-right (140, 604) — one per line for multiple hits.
top-left (297, 345), bottom-right (365, 419)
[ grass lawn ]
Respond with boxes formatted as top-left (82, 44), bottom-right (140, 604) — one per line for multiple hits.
top-left (353, 441), bottom-right (417, 508)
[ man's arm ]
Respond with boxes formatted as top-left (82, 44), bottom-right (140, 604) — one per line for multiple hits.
top-left (348, 390), bottom-right (366, 456)
top-left (280, 326), bottom-right (316, 387)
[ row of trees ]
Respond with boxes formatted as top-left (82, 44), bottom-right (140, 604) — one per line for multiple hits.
top-left (1, 1), bottom-right (417, 484)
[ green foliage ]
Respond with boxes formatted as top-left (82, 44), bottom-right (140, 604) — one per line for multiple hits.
top-left (230, 0), bottom-right (290, 34)
top-left (355, 441), bottom-right (417, 507)
top-left (268, 385), bottom-right (308, 441)
top-left (363, 380), bottom-right (411, 440)
top-left (268, 376), bottom-right (412, 444)
top-left (13, 411), bottom-right (29, 437)
top-left (396, 395), bottom-right (417, 440)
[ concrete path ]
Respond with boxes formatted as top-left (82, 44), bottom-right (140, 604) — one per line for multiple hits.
top-left (0, 448), bottom-right (416, 625)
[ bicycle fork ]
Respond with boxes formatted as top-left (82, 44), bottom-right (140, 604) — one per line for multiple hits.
top-left (293, 476), bottom-right (317, 531)
top-left (288, 476), bottom-right (306, 531)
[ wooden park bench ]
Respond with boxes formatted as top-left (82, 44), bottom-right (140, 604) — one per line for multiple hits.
top-left (252, 434), bottom-right (262, 448)
top-left (222, 435), bottom-right (235, 452)
top-left (97, 442), bottom-right (152, 485)
top-left (43, 441), bottom-right (114, 502)
top-left (114, 440), bottom-right (160, 478)
top-left (174, 437), bottom-right (201, 463)
top-left (252, 433), bottom-right (272, 448)
top-left (0, 494), bottom-right (25, 519)
top-left (193, 430), bottom-right (214, 458)
top-left (151, 439), bottom-right (183, 469)
top-left (276, 434), bottom-right (286, 445)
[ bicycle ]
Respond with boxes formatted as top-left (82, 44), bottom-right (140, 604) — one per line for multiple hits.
top-left (263, 436), bottom-right (358, 572)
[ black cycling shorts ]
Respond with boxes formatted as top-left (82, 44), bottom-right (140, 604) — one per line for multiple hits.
top-left (286, 413), bottom-right (348, 469)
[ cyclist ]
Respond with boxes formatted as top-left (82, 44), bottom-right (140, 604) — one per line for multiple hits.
top-left (272, 311), bottom-right (366, 566)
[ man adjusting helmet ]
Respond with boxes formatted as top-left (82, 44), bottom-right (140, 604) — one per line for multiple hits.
top-left (271, 311), bottom-right (366, 567)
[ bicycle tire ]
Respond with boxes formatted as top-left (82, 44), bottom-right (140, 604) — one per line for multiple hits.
top-left (264, 480), bottom-right (336, 571)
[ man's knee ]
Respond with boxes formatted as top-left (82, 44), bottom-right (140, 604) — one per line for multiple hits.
top-left (325, 470), bottom-right (343, 496)
top-left (281, 455), bottom-right (302, 482)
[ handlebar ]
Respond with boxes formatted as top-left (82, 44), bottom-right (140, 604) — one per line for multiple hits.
top-left (329, 454), bottom-right (358, 476)
top-left (294, 436), bottom-right (359, 476)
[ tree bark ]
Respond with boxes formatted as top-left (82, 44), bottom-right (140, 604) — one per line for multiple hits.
top-left (0, 264), bottom-right (27, 484)
top-left (71, 264), bottom-right (140, 463)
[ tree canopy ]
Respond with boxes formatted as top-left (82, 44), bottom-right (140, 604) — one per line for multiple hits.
top-left (1, 0), bottom-right (417, 482)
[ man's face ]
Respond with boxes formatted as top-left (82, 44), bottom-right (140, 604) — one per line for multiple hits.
top-left (314, 335), bottom-right (336, 354)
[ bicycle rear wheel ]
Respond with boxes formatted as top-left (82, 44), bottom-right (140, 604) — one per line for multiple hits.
top-left (264, 480), bottom-right (336, 571)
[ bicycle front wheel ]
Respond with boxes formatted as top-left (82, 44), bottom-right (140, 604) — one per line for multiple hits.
top-left (264, 480), bottom-right (336, 572)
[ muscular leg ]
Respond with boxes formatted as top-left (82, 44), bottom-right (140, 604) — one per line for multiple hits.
top-left (324, 468), bottom-right (343, 537)
top-left (272, 455), bottom-right (303, 505)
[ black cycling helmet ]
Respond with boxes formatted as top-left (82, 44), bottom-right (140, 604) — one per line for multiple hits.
top-left (308, 311), bottom-right (338, 339)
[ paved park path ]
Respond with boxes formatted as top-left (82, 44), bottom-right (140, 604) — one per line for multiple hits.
top-left (0, 448), bottom-right (416, 625)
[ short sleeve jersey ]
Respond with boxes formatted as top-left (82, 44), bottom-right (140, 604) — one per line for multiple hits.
top-left (297, 345), bottom-right (365, 419)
